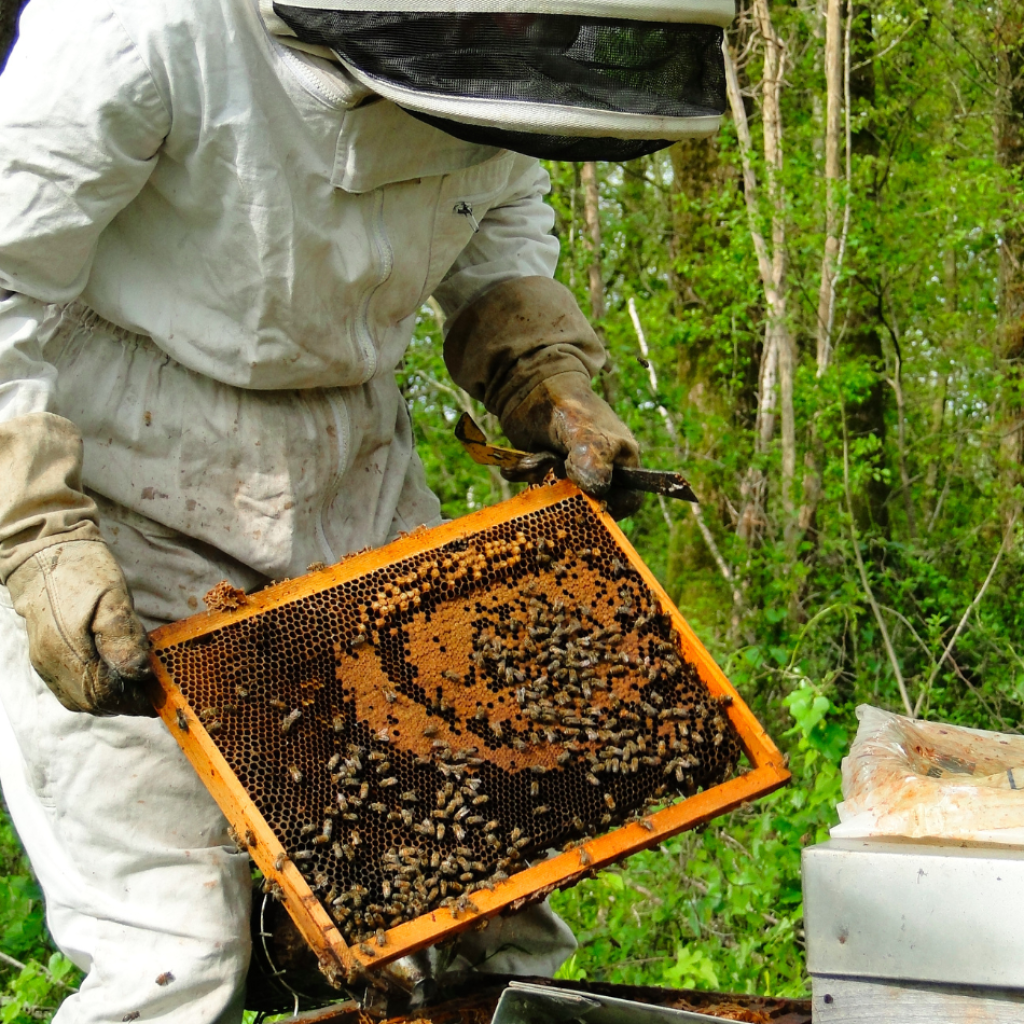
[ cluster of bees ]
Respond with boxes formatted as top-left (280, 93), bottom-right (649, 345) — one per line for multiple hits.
top-left (156, 496), bottom-right (742, 951)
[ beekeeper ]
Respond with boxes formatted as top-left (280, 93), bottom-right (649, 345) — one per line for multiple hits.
top-left (0, 0), bottom-right (732, 1019)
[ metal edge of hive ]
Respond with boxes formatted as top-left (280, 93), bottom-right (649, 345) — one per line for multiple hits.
top-left (147, 479), bottom-right (790, 975)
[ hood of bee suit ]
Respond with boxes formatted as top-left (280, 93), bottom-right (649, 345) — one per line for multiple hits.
top-left (259, 0), bottom-right (735, 161)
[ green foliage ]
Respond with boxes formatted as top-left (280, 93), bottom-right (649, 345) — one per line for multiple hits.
top-left (0, 801), bottom-right (81, 1023)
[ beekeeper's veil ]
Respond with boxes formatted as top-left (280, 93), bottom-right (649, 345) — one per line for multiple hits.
top-left (261, 1), bottom-right (734, 160)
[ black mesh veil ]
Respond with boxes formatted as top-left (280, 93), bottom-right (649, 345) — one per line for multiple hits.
top-left (404, 115), bottom-right (676, 162)
top-left (272, 7), bottom-right (728, 161)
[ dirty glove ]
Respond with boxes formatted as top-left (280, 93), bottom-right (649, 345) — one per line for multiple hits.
top-left (500, 372), bottom-right (642, 519)
top-left (444, 276), bottom-right (643, 518)
top-left (1, 412), bottom-right (154, 716)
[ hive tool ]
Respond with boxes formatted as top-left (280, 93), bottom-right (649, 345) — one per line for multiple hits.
top-left (454, 414), bottom-right (698, 503)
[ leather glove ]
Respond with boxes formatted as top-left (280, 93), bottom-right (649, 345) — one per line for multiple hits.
top-left (443, 276), bottom-right (643, 518)
top-left (1, 411), bottom-right (154, 716)
top-left (6, 540), bottom-right (155, 716)
top-left (501, 372), bottom-right (642, 519)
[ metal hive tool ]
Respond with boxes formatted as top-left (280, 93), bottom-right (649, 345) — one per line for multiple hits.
top-left (148, 480), bottom-right (789, 982)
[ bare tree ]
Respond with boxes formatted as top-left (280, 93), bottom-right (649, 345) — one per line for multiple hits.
top-left (724, 3), bottom-right (797, 540)
top-left (580, 162), bottom-right (605, 322)
top-left (815, 0), bottom-right (845, 373)
top-left (798, 0), bottom-right (851, 540)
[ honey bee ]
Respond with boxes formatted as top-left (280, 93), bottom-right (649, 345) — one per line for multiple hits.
top-left (280, 708), bottom-right (302, 734)
top-left (175, 709), bottom-right (189, 732)
top-left (288, 764), bottom-right (304, 784)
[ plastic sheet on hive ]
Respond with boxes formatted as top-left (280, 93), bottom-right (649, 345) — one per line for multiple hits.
top-left (148, 480), bottom-right (788, 978)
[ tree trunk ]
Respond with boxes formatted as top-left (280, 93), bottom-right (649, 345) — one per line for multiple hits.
top-left (844, 5), bottom-right (891, 536)
top-left (754, 0), bottom-right (796, 525)
top-left (725, 5), bottom-right (796, 539)
top-left (580, 162), bottom-right (605, 323)
top-left (815, 0), bottom-right (844, 372)
top-left (798, 0), bottom-right (846, 540)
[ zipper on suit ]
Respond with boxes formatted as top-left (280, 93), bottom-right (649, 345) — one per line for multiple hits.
top-left (354, 188), bottom-right (394, 382)
top-left (313, 188), bottom-right (391, 560)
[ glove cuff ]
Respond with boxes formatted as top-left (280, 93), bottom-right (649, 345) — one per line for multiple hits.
top-left (443, 276), bottom-right (605, 423)
top-left (0, 412), bottom-right (102, 585)
top-left (500, 371), bottom-right (592, 448)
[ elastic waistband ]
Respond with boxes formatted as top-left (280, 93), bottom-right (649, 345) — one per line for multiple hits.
top-left (58, 301), bottom-right (152, 348)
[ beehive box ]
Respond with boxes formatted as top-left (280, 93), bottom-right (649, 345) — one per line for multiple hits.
top-left (148, 480), bottom-right (788, 981)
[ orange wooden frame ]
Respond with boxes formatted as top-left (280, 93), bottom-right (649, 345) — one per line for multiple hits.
top-left (148, 480), bottom-right (789, 978)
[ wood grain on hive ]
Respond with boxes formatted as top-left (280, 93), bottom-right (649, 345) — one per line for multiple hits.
top-left (147, 480), bottom-right (789, 980)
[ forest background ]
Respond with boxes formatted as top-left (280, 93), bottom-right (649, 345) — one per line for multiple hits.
top-left (2, 0), bottom-right (1024, 1017)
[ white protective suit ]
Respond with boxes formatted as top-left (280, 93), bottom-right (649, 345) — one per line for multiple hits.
top-left (0, 0), bottom-right (580, 1018)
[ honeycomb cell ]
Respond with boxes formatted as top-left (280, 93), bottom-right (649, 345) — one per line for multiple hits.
top-left (153, 492), bottom-right (743, 946)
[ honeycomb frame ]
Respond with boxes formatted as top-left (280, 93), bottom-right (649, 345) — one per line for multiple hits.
top-left (147, 480), bottom-right (789, 978)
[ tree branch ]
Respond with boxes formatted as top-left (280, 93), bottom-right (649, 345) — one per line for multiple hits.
top-left (0, 950), bottom-right (27, 973)
top-left (626, 297), bottom-right (741, 609)
top-left (0, 950), bottom-right (78, 992)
